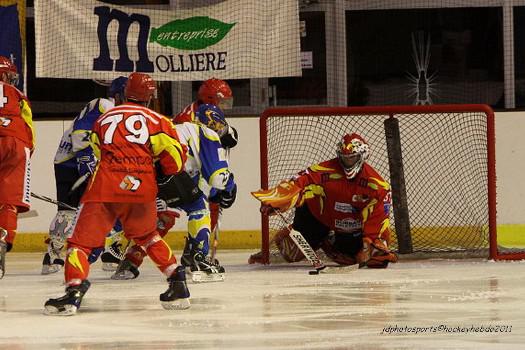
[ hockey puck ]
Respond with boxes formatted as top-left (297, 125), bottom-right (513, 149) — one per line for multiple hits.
top-left (308, 270), bottom-right (320, 275)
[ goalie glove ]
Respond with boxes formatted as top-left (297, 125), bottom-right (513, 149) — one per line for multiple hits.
top-left (251, 180), bottom-right (303, 214)
top-left (356, 237), bottom-right (398, 268)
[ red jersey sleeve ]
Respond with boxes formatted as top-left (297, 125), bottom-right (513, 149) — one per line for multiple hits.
top-left (172, 102), bottom-right (198, 124)
top-left (0, 82), bottom-right (34, 148)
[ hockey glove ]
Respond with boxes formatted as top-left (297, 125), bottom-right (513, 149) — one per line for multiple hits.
top-left (210, 184), bottom-right (237, 209)
top-left (356, 237), bottom-right (398, 268)
top-left (220, 126), bottom-right (238, 149)
top-left (76, 147), bottom-right (96, 177)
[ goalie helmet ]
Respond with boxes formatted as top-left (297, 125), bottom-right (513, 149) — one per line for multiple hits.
top-left (125, 72), bottom-right (156, 103)
top-left (195, 103), bottom-right (228, 137)
top-left (197, 78), bottom-right (233, 110)
top-left (336, 133), bottom-right (369, 179)
top-left (0, 56), bottom-right (19, 86)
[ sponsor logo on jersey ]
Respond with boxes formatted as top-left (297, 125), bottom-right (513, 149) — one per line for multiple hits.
top-left (335, 218), bottom-right (362, 232)
top-left (107, 151), bottom-right (153, 166)
top-left (334, 202), bottom-right (357, 213)
top-left (120, 175), bottom-right (142, 191)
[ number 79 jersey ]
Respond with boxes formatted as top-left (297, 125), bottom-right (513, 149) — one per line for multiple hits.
top-left (82, 103), bottom-right (187, 203)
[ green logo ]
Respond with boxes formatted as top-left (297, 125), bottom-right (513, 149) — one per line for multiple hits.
top-left (149, 16), bottom-right (236, 50)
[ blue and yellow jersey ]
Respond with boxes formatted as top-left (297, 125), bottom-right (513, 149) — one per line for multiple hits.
top-left (175, 122), bottom-right (235, 196)
top-left (53, 98), bottom-right (114, 167)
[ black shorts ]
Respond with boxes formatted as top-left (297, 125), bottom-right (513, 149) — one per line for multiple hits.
top-left (54, 164), bottom-right (87, 209)
top-left (292, 205), bottom-right (363, 256)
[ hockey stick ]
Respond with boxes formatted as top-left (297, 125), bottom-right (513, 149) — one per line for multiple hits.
top-left (30, 192), bottom-right (76, 211)
top-left (209, 207), bottom-right (222, 262)
top-left (19, 210), bottom-right (39, 219)
top-left (274, 210), bottom-right (360, 275)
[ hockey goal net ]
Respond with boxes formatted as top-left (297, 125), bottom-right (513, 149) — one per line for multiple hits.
top-left (257, 105), bottom-right (522, 264)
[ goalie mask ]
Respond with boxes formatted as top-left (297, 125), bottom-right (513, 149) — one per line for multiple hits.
top-left (337, 133), bottom-right (369, 179)
top-left (195, 104), bottom-right (228, 137)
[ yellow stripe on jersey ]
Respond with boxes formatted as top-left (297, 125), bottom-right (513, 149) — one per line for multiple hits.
top-left (89, 131), bottom-right (101, 160)
top-left (20, 99), bottom-right (35, 149)
top-left (362, 198), bottom-right (378, 223)
top-left (302, 184), bottom-right (326, 214)
top-left (379, 218), bottom-right (390, 236)
top-left (368, 177), bottom-right (390, 191)
top-left (309, 164), bottom-right (336, 172)
top-left (150, 133), bottom-right (185, 172)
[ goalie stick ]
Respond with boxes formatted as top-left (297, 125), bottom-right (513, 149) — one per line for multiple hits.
top-left (30, 192), bottom-right (76, 211)
top-left (274, 210), bottom-right (359, 275)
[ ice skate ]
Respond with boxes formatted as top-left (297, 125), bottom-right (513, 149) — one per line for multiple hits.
top-left (44, 280), bottom-right (91, 316)
top-left (160, 266), bottom-right (190, 310)
top-left (41, 243), bottom-right (65, 275)
top-left (100, 241), bottom-right (124, 272)
top-left (181, 236), bottom-right (225, 283)
top-left (0, 228), bottom-right (7, 279)
top-left (110, 258), bottom-right (140, 280)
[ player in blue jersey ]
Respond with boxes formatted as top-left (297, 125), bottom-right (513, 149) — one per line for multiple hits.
top-left (41, 77), bottom-right (128, 274)
top-left (112, 104), bottom-right (237, 283)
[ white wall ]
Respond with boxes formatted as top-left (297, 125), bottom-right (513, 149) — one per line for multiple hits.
top-left (18, 112), bottom-right (524, 232)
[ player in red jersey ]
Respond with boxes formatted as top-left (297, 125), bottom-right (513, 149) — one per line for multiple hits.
top-left (0, 56), bottom-right (34, 279)
top-left (44, 73), bottom-right (191, 315)
top-left (250, 133), bottom-right (398, 268)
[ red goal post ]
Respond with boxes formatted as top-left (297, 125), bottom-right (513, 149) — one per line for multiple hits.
top-left (258, 105), bottom-right (520, 264)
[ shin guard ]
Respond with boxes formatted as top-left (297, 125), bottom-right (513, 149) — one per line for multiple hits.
top-left (135, 233), bottom-right (177, 277)
top-left (64, 247), bottom-right (91, 287)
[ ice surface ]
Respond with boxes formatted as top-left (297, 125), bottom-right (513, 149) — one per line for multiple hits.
top-left (0, 251), bottom-right (524, 349)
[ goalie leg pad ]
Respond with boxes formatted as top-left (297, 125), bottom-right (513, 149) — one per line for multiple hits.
top-left (276, 231), bottom-right (305, 263)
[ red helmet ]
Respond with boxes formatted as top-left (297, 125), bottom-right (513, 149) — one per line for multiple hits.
top-left (125, 72), bottom-right (156, 103)
top-left (197, 78), bottom-right (233, 110)
top-left (0, 56), bottom-right (18, 85)
top-left (336, 133), bottom-right (370, 179)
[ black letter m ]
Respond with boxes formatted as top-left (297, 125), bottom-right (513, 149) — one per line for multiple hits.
top-left (93, 6), bottom-right (154, 72)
